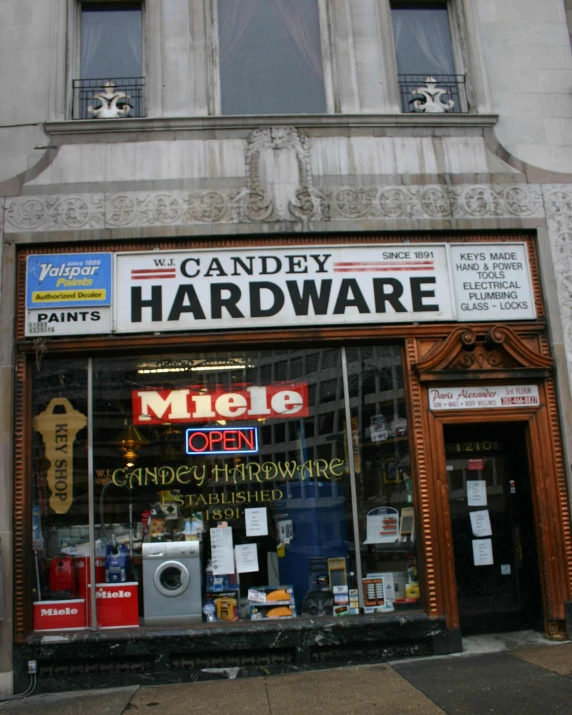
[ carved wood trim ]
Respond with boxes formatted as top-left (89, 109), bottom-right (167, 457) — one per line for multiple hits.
top-left (414, 325), bottom-right (552, 382)
top-left (403, 339), bottom-right (441, 619)
top-left (539, 333), bottom-right (572, 602)
top-left (13, 353), bottom-right (30, 642)
top-left (426, 395), bottom-right (572, 632)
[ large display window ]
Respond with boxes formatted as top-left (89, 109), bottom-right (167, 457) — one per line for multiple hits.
top-left (30, 346), bottom-right (421, 632)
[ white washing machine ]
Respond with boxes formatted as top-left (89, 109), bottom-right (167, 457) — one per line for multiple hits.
top-left (142, 541), bottom-right (202, 626)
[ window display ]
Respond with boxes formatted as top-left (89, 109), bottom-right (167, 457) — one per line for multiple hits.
top-left (29, 347), bottom-right (421, 631)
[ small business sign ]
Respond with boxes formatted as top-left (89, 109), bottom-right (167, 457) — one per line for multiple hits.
top-left (32, 397), bottom-right (87, 514)
top-left (429, 385), bottom-right (540, 411)
top-left (186, 426), bottom-right (259, 455)
top-left (25, 253), bottom-right (112, 336)
top-left (132, 384), bottom-right (309, 424)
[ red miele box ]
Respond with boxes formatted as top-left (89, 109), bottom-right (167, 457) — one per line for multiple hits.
top-left (33, 599), bottom-right (87, 632)
top-left (86, 583), bottom-right (140, 628)
top-left (75, 556), bottom-right (106, 597)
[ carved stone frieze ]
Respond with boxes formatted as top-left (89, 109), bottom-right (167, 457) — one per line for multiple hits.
top-left (5, 194), bottom-right (105, 231)
top-left (330, 184), bottom-right (543, 221)
top-left (4, 183), bottom-right (546, 233)
top-left (543, 185), bottom-right (572, 391)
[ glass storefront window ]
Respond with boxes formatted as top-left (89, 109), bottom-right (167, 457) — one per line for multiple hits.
top-left (345, 346), bottom-right (420, 610)
top-left (29, 346), bottom-right (421, 632)
top-left (31, 359), bottom-right (90, 630)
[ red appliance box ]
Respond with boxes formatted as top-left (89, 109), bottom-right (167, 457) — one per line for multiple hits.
top-left (33, 599), bottom-right (87, 632)
top-left (75, 556), bottom-right (106, 597)
top-left (86, 583), bottom-right (139, 628)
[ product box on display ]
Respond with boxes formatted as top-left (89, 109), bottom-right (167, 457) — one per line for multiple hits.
top-left (86, 582), bottom-right (139, 628)
top-left (248, 585), bottom-right (296, 620)
top-left (75, 556), bottom-right (105, 597)
top-left (33, 599), bottom-right (87, 631)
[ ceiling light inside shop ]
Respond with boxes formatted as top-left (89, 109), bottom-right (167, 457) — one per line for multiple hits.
top-left (137, 358), bottom-right (254, 374)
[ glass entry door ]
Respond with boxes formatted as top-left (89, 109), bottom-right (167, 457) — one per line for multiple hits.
top-left (445, 423), bottom-right (542, 634)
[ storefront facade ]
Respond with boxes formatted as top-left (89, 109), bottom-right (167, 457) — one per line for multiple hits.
top-left (7, 232), bottom-right (572, 691)
top-left (2, 0), bottom-right (572, 695)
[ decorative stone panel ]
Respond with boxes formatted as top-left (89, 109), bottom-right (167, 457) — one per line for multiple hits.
top-left (544, 185), bottom-right (572, 390)
top-left (4, 184), bottom-right (545, 233)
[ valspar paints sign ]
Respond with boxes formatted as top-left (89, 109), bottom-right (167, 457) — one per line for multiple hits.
top-left (25, 253), bottom-right (112, 336)
top-left (116, 245), bottom-right (455, 332)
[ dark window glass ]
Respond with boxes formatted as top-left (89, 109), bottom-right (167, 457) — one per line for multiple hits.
top-left (217, 0), bottom-right (326, 114)
top-left (81, 2), bottom-right (142, 79)
top-left (391, 2), bottom-right (455, 75)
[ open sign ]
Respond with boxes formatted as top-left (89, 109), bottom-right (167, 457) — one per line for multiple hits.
top-left (186, 426), bottom-right (259, 455)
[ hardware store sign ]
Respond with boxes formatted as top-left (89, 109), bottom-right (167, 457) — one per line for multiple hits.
top-left (25, 244), bottom-right (536, 336)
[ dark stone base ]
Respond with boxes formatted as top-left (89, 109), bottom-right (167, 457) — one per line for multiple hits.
top-left (432, 627), bottom-right (462, 655)
top-left (565, 601), bottom-right (572, 639)
top-left (14, 612), bottom-right (448, 694)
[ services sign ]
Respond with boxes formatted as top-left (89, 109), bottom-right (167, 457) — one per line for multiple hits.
top-left (429, 385), bottom-right (540, 411)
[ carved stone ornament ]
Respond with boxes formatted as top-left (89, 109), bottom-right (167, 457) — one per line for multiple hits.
top-left (411, 77), bottom-right (454, 113)
top-left (4, 184), bottom-right (545, 233)
top-left (88, 81), bottom-right (132, 119)
top-left (413, 325), bottom-right (553, 382)
top-left (237, 127), bottom-right (328, 222)
top-left (544, 185), bottom-right (572, 396)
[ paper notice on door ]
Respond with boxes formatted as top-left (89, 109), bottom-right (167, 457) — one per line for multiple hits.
top-left (245, 507), bottom-right (268, 537)
top-left (235, 544), bottom-right (259, 574)
top-left (210, 526), bottom-right (235, 575)
top-left (467, 480), bottom-right (487, 507)
top-left (472, 538), bottom-right (494, 566)
top-left (470, 510), bottom-right (492, 537)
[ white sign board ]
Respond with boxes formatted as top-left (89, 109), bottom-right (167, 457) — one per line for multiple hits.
top-left (470, 510), bottom-right (493, 538)
top-left (450, 244), bottom-right (535, 322)
top-left (210, 526), bottom-right (235, 575)
top-left (26, 308), bottom-right (112, 337)
top-left (114, 245), bottom-right (454, 333)
top-left (429, 385), bottom-right (540, 411)
top-left (467, 481), bottom-right (488, 507)
top-left (472, 538), bottom-right (494, 566)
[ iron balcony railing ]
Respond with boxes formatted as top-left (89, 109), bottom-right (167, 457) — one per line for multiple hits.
top-left (72, 77), bottom-right (145, 120)
top-left (398, 74), bottom-right (467, 114)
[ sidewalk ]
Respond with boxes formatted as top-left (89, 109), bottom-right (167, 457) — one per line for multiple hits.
top-left (2, 631), bottom-right (571, 714)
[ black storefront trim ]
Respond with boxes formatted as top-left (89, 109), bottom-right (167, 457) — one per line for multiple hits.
top-left (15, 613), bottom-right (454, 693)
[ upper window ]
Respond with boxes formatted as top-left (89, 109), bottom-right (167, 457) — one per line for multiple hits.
top-left (391, 2), bottom-right (465, 113)
top-left (74, 2), bottom-right (144, 119)
top-left (217, 0), bottom-right (327, 115)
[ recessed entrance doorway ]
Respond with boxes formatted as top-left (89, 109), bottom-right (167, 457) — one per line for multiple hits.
top-left (444, 423), bottom-right (543, 635)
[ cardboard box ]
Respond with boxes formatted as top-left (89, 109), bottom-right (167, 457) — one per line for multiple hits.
top-left (33, 599), bottom-right (87, 632)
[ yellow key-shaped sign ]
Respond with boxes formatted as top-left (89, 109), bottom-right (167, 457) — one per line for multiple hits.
top-left (33, 398), bottom-right (87, 514)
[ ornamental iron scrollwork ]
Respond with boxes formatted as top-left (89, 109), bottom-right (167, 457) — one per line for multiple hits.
top-left (411, 77), bottom-right (455, 113)
top-left (88, 81), bottom-right (132, 119)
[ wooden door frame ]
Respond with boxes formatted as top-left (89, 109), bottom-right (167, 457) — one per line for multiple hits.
top-left (405, 327), bottom-right (572, 637)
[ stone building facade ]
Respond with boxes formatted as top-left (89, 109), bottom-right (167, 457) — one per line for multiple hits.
top-left (1, 0), bottom-right (572, 695)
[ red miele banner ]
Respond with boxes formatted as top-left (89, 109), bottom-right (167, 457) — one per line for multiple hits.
top-left (132, 384), bottom-right (309, 424)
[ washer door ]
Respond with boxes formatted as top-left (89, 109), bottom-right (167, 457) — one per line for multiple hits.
top-left (153, 560), bottom-right (190, 597)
